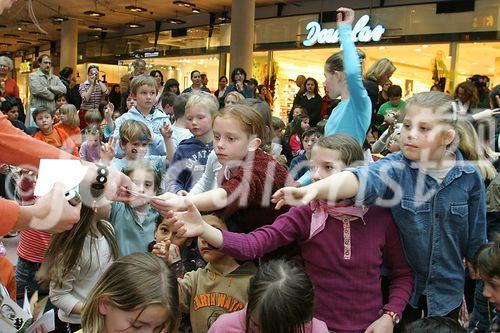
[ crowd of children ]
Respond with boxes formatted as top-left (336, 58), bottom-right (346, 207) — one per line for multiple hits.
top-left (2, 6), bottom-right (500, 333)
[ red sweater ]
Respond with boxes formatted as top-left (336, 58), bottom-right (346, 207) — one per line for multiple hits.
top-left (218, 149), bottom-right (290, 233)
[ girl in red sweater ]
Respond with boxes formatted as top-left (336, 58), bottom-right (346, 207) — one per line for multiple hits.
top-left (152, 104), bottom-right (290, 234)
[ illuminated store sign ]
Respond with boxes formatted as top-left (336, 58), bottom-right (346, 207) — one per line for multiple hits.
top-left (303, 15), bottom-right (385, 46)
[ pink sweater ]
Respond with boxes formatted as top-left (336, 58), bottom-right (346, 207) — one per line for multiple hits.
top-left (208, 306), bottom-right (329, 333)
top-left (220, 205), bottom-right (414, 332)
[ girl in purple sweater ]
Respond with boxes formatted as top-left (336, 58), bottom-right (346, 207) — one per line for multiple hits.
top-left (167, 134), bottom-right (414, 333)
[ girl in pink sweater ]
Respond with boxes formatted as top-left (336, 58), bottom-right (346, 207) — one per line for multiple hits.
top-left (167, 134), bottom-right (414, 333)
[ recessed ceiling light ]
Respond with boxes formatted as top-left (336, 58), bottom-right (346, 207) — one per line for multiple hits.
top-left (192, 7), bottom-right (200, 13)
top-left (50, 16), bottom-right (67, 22)
top-left (0, 42), bottom-right (12, 46)
top-left (29, 31), bottom-right (43, 35)
top-left (17, 41), bottom-right (31, 45)
top-left (89, 33), bottom-right (101, 38)
top-left (126, 22), bottom-right (144, 28)
top-left (17, 27), bottom-right (22, 31)
top-left (164, 18), bottom-right (186, 24)
top-left (19, 19), bottom-right (32, 24)
top-left (4, 34), bottom-right (20, 38)
top-left (84, 10), bottom-right (105, 17)
top-left (216, 13), bottom-right (230, 22)
top-left (173, 1), bottom-right (195, 8)
top-left (89, 25), bottom-right (107, 31)
top-left (38, 38), bottom-right (52, 42)
top-left (125, 5), bottom-right (147, 12)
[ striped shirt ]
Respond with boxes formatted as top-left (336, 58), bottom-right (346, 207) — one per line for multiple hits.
top-left (17, 230), bottom-right (52, 263)
top-left (79, 80), bottom-right (108, 110)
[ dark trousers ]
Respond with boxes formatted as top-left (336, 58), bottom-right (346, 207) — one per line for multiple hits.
top-left (395, 295), bottom-right (461, 332)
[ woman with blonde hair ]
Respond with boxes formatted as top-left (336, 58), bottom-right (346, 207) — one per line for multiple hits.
top-left (77, 252), bottom-right (180, 333)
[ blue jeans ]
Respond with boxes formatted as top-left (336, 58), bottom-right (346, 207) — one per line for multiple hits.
top-left (14, 257), bottom-right (45, 306)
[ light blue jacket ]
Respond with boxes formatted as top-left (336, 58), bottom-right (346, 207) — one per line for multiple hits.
top-left (109, 202), bottom-right (159, 256)
top-left (112, 106), bottom-right (171, 157)
top-left (350, 151), bottom-right (487, 315)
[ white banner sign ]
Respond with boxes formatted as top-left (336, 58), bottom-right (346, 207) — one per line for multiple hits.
top-left (303, 15), bottom-right (385, 47)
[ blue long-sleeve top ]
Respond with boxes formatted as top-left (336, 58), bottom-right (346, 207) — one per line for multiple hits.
top-left (324, 24), bottom-right (371, 145)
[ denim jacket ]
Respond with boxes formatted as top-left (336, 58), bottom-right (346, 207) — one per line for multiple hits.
top-left (350, 151), bottom-right (487, 315)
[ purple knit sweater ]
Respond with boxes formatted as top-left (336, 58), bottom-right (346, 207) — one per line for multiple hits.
top-left (221, 205), bottom-right (414, 332)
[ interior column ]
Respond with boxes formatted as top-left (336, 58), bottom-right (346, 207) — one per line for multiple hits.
top-left (230, 0), bottom-right (255, 77)
top-left (60, 19), bottom-right (78, 71)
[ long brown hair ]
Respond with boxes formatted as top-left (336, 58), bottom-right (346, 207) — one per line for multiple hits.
top-left (81, 253), bottom-right (180, 333)
top-left (38, 188), bottom-right (119, 287)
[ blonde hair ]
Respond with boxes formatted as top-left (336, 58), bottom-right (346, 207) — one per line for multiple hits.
top-left (84, 109), bottom-right (103, 125)
top-left (215, 104), bottom-right (270, 145)
top-left (402, 91), bottom-right (456, 125)
top-left (119, 119), bottom-right (152, 144)
top-left (315, 134), bottom-right (365, 167)
top-left (324, 49), bottom-right (366, 74)
top-left (224, 91), bottom-right (245, 104)
top-left (455, 119), bottom-right (497, 181)
top-left (130, 74), bottom-right (158, 95)
top-left (81, 253), bottom-right (180, 333)
top-left (364, 58), bottom-right (396, 83)
top-left (186, 92), bottom-right (219, 117)
top-left (59, 104), bottom-right (80, 127)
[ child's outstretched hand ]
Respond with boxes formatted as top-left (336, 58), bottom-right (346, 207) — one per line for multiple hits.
top-left (100, 137), bottom-right (115, 163)
top-left (168, 199), bottom-right (205, 238)
top-left (151, 192), bottom-right (189, 215)
top-left (271, 185), bottom-right (318, 210)
top-left (160, 121), bottom-right (173, 139)
top-left (153, 239), bottom-right (181, 264)
top-left (336, 7), bottom-right (355, 28)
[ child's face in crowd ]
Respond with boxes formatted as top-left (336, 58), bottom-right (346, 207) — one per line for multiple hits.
top-left (274, 127), bottom-right (284, 139)
top-left (191, 72), bottom-right (202, 86)
top-left (311, 146), bottom-right (345, 182)
top-left (5, 106), bottom-right (18, 122)
top-left (60, 112), bottom-right (69, 124)
top-left (186, 106), bottom-right (212, 139)
top-left (324, 70), bottom-right (342, 100)
top-left (301, 118), bottom-right (310, 132)
top-left (305, 80), bottom-right (316, 93)
top-left (482, 277), bottom-right (500, 311)
top-left (35, 111), bottom-right (53, 134)
top-left (213, 116), bottom-right (256, 165)
top-left (154, 219), bottom-right (188, 248)
top-left (112, 111), bottom-right (121, 121)
top-left (129, 168), bottom-right (156, 208)
top-left (122, 140), bottom-right (150, 160)
top-left (390, 96), bottom-right (401, 107)
top-left (86, 133), bottom-right (100, 147)
top-left (400, 106), bottom-right (455, 163)
top-left (198, 216), bottom-right (227, 263)
top-left (388, 133), bottom-right (401, 153)
top-left (99, 301), bottom-right (169, 333)
top-left (302, 135), bottom-right (318, 153)
top-left (382, 80), bottom-right (392, 92)
top-left (56, 96), bottom-right (67, 109)
top-left (126, 96), bottom-right (136, 110)
top-left (225, 95), bottom-right (238, 106)
top-left (133, 85), bottom-right (157, 111)
top-left (292, 107), bottom-right (303, 118)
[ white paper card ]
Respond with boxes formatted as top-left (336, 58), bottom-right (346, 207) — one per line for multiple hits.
top-left (34, 159), bottom-right (88, 197)
top-left (25, 309), bottom-right (55, 333)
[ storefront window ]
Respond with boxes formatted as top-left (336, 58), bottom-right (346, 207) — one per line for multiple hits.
top-left (272, 43), bottom-right (450, 119)
top-left (455, 41), bottom-right (499, 89)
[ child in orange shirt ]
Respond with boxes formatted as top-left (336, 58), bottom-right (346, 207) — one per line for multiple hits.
top-left (32, 106), bottom-right (79, 157)
top-left (55, 104), bottom-right (82, 148)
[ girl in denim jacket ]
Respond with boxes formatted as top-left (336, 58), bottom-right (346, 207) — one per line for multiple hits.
top-left (273, 91), bottom-right (487, 328)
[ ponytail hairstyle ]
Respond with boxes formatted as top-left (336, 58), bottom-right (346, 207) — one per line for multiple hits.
top-left (364, 58), bottom-right (396, 84)
top-left (454, 119), bottom-right (497, 181)
top-left (59, 104), bottom-right (80, 128)
top-left (38, 187), bottom-right (119, 287)
top-left (215, 104), bottom-right (270, 150)
top-left (81, 253), bottom-right (180, 333)
top-left (325, 49), bottom-right (366, 74)
top-left (246, 259), bottom-right (314, 333)
top-left (240, 98), bottom-right (273, 152)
